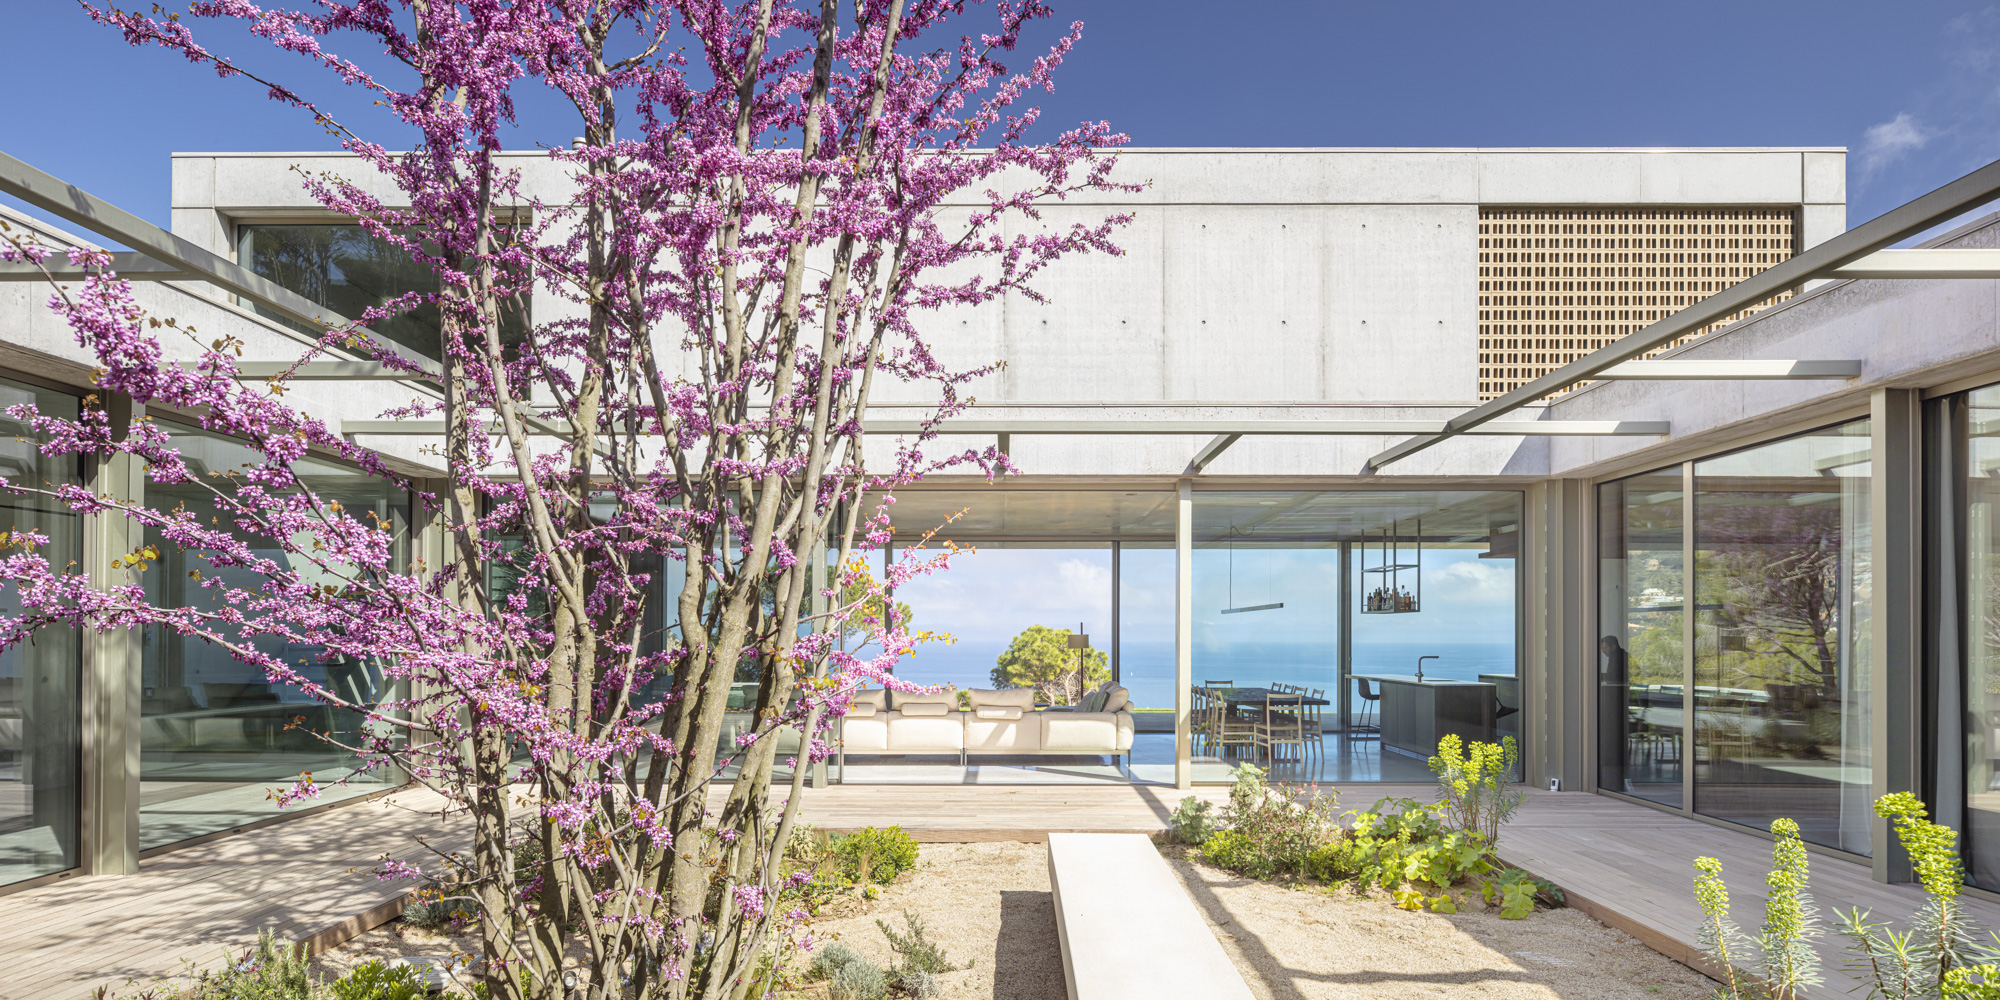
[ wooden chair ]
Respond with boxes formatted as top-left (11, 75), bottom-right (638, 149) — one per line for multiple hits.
top-left (1255, 692), bottom-right (1307, 763)
top-left (1300, 686), bottom-right (1326, 757)
top-left (1215, 689), bottom-right (1260, 759)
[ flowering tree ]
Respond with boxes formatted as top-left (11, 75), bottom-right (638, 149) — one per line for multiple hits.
top-left (1, 2), bottom-right (1128, 997)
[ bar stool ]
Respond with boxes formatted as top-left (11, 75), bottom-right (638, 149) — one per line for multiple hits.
top-left (1353, 678), bottom-right (1382, 739)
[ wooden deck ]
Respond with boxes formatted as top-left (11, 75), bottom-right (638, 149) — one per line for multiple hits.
top-left (4, 781), bottom-right (1990, 1000)
top-left (0, 788), bottom-right (461, 1000)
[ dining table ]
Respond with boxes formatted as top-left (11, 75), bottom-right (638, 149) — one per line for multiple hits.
top-left (1215, 687), bottom-right (1331, 710)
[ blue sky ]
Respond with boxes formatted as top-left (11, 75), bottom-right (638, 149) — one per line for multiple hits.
top-left (4, 2), bottom-right (2000, 230)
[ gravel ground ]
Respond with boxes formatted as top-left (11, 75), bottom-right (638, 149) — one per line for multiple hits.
top-left (315, 841), bottom-right (1717, 1000)
top-left (803, 842), bottom-right (1719, 1000)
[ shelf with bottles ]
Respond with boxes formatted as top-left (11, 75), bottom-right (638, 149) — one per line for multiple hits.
top-left (1360, 519), bottom-right (1421, 615)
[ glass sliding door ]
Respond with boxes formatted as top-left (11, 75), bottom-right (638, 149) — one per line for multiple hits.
top-left (0, 378), bottom-right (81, 887)
top-left (139, 421), bottom-right (407, 848)
top-left (1956, 386), bottom-right (2000, 888)
top-left (1692, 419), bottom-right (1872, 855)
top-left (1596, 471), bottom-right (1685, 807)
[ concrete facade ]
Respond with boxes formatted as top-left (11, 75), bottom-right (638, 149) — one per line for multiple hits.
top-left (160, 148), bottom-right (1844, 481)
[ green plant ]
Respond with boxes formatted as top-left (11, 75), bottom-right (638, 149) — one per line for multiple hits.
top-left (1481, 868), bottom-right (1560, 921)
top-left (1839, 793), bottom-right (2000, 1000)
top-left (810, 943), bottom-right (868, 982)
top-left (834, 826), bottom-right (920, 885)
top-left (876, 911), bottom-right (959, 977)
top-left (1690, 818), bottom-right (1821, 1000)
top-left (898, 969), bottom-right (939, 999)
top-left (327, 961), bottom-right (424, 1000)
top-left (1193, 764), bottom-right (1342, 880)
top-left (1168, 796), bottom-right (1218, 845)
top-left (1199, 829), bottom-right (1276, 880)
top-left (1429, 734), bottom-right (1525, 847)
top-left (829, 960), bottom-right (887, 1000)
top-left (182, 929), bottom-right (320, 1000)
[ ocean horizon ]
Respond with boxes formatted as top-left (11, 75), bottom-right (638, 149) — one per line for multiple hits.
top-left (883, 638), bottom-right (1515, 709)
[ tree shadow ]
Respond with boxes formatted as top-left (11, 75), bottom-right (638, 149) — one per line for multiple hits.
top-left (993, 889), bottom-right (1067, 1000)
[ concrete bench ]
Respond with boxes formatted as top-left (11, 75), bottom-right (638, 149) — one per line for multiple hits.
top-left (1047, 832), bottom-right (1254, 1000)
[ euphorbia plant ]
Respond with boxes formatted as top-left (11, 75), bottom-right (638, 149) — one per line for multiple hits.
top-left (2, 3), bottom-right (1129, 998)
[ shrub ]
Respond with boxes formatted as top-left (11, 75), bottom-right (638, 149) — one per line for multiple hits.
top-left (1691, 818), bottom-right (1822, 1000)
top-left (1199, 830), bottom-right (1276, 881)
top-left (182, 929), bottom-right (319, 1000)
top-left (877, 911), bottom-right (959, 977)
top-left (1837, 794), bottom-right (2000, 1000)
top-left (327, 961), bottom-right (424, 1000)
top-left (1168, 796), bottom-right (1218, 845)
top-left (1429, 734), bottom-right (1524, 847)
top-left (829, 960), bottom-right (887, 1000)
top-left (810, 943), bottom-right (868, 982)
top-left (834, 826), bottom-right (920, 885)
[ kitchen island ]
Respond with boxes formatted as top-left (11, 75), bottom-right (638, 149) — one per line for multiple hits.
top-left (1354, 674), bottom-right (1498, 759)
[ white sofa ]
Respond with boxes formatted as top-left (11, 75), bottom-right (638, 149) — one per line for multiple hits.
top-left (838, 684), bottom-right (1135, 765)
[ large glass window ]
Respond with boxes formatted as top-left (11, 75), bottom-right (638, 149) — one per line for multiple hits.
top-left (238, 224), bottom-right (527, 361)
top-left (138, 421), bottom-right (408, 848)
top-left (1192, 491), bottom-right (1521, 783)
top-left (1596, 471), bottom-right (1685, 807)
top-left (0, 378), bottom-right (81, 886)
top-left (1692, 420), bottom-right (1873, 855)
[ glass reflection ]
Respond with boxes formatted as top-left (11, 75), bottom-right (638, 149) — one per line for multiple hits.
top-left (0, 379), bottom-right (80, 886)
top-left (138, 421), bottom-right (406, 848)
top-left (1596, 471), bottom-right (1684, 806)
top-left (1963, 387), bottom-right (2000, 887)
top-left (1692, 420), bottom-right (1872, 855)
top-left (238, 224), bottom-right (527, 361)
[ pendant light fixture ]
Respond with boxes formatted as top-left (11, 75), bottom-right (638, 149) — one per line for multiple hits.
top-left (1221, 526), bottom-right (1283, 614)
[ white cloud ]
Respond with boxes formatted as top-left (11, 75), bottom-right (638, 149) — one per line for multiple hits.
top-left (1859, 112), bottom-right (1933, 180)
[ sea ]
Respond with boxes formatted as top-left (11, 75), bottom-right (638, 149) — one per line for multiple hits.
top-left (885, 638), bottom-right (1515, 709)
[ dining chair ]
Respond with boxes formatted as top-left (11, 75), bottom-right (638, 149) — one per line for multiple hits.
top-left (1301, 686), bottom-right (1326, 757)
top-left (1214, 688), bottom-right (1259, 759)
top-left (1203, 679), bottom-right (1234, 688)
top-left (1190, 685), bottom-right (1216, 755)
top-left (1255, 691), bottom-right (1307, 763)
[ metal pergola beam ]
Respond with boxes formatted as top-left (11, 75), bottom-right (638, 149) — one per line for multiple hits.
top-left (1595, 359), bottom-right (1862, 380)
top-left (1367, 155), bottom-right (2000, 470)
top-left (342, 417), bottom-right (1670, 437)
top-left (1830, 248), bottom-right (2000, 279)
top-left (191, 361), bottom-right (440, 382)
top-left (0, 251), bottom-right (200, 281)
top-left (0, 149), bottom-right (439, 376)
top-left (1185, 433), bottom-right (1242, 474)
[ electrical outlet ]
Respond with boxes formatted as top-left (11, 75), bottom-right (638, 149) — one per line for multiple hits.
top-left (1547, 778), bottom-right (1561, 792)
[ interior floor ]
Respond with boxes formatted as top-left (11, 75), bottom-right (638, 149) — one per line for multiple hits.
top-left (831, 732), bottom-right (1438, 785)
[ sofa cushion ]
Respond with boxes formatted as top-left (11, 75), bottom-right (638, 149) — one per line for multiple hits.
top-left (967, 687), bottom-right (1037, 710)
top-left (974, 705), bottom-right (1023, 721)
top-left (1079, 689), bottom-right (1107, 713)
top-left (1044, 712), bottom-right (1119, 751)
top-left (1100, 685), bottom-right (1130, 714)
top-left (840, 715), bottom-right (889, 751)
top-left (899, 701), bottom-right (952, 717)
top-left (851, 688), bottom-right (889, 711)
top-left (892, 689), bottom-right (958, 711)
top-left (886, 713), bottom-right (965, 751)
top-left (847, 702), bottom-right (879, 718)
top-left (967, 712), bottom-right (1041, 751)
